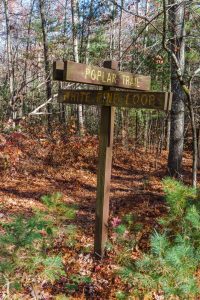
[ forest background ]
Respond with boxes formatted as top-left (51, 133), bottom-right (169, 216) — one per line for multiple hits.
top-left (0, 0), bottom-right (200, 299)
top-left (0, 0), bottom-right (199, 185)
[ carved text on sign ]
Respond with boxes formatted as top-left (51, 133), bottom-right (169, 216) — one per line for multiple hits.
top-left (84, 67), bottom-right (139, 88)
top-left (58, 90), bottom-right (172, 111)
top-left (53, 61), bottom-right (151, 91)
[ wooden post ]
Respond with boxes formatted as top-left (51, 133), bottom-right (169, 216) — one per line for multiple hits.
top-left (94, 61), bottom-right (118, 258)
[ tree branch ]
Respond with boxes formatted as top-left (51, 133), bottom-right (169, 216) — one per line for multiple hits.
top-left (120, 10), bottom-right (164, 61)
top-left (110, 0), bottom-right (163, 34)
top-left (29, 94), bottom-right (58, 116)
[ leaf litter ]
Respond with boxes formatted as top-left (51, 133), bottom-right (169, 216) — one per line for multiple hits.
top-left (0, 129), bottom-right (198, 299)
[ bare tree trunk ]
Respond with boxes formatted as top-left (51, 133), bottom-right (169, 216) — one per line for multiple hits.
top-left (168, 0), bottom-right (185, 178)
top-left (198, 127), bottom-right (200, 169)
top-left (85, 0), bottom-right (93, 64)
top-left (121, 109), bottom-right (128, 148)
top-left (63, 0), bottom-right (68, 59)
top-left (58, 0), bottom-right (69, 125)
top-left (39, 0), bottom-right (52, 134)
top-left (20, 0), bottom-right (35, 119)
top-left (71, 0), bottom-right (84, 136)
top-left (166, 114), bottom-right (171, 151)
top-left (118, 0), bottom-right (123, 70)
top-left (144, 112), bottom-right (149, 152)
top-left (118, 0), bottom-right (128, 146)
top-left (135, 0), bottom-right (139, 23)
top-left (135, 111), bottom-right (138, 148)
top-left (109, 3), bottom-right (116, 60)
top-left (143, 0), bottom-right (150, 49)
top-left (187, 92), bottom-right (198, 187)
top-left (163, 0), bottom-right (198, 186)
top-left (3, 0), bottom-right (15, 124)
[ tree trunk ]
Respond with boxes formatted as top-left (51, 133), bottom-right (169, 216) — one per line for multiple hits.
top-left (118, 0), bottom-right (128, 146)
top-left (168, 0), bottom-right (185, 177)
top-left (3, 0), bottom-right (15, 124)
top-left (71, 0), bottom-right (84, 136)
top-left (85, 0), bottom-right (93, 64)
top-left (39, 0), bottom-right (52, 134)
top-left (198, 127), bottom-right (200, 169)
top-left (187, 93), bottom-right (198, 187)
top-left (118, 0), bottom-right (123, 70)
top-left (166, 114), bottom-right (171, 151)
top-left (121, 108), bottom-right (128, 148)
top-left (144, 112), bottom-right (149, 152)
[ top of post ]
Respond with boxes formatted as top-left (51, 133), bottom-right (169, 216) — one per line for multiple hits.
top-left (103, 61), bottom-right (119, 70)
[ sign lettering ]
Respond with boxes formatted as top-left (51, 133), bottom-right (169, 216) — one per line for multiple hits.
top-left (53, 61), bottom-right (151, 91)
top-left (58, 90), bottom-right (172, 111)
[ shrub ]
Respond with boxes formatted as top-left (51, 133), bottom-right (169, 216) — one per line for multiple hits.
top-left (117, 178), bottom-right (200, 299)
top-left (41, 192), bottom-right (77, 221)
top-left (0, 192), bottom-right (78, 297)
top-left (0, 213), bottom-right (55, 295)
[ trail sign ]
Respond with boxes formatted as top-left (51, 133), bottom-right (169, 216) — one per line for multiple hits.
top-left (53, 60), bottom-right (151, 91)
top-left (53, 60), bottom-right (172, 258)
top-left (58, 90), bottom-right (172, 111)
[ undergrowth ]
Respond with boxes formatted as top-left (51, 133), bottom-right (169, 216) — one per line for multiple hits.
top-left (114, 178), bottom-right (200, 300)
top-left (0, 192), bottom-right (79, 299)
top-left (1, 178), bottom-right (199, 299)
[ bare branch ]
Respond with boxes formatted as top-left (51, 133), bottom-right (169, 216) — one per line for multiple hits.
top-left (110, 0), bottom-right (163, 35)
top-left (120, 10), bottom-right (164, 61)
top-left (29, 94), bottom-right (58, 116)
top-left (162, 0), bottom-right (183, 80)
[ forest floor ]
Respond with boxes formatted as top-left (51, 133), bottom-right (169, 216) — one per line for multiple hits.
top-left (0, 128), bottom-right (198, 300)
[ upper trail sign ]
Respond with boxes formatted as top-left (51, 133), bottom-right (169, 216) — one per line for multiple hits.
top-left (53, 60), bottom-right (172, 259)
top-left (53, 60), bottom-right (151, 91)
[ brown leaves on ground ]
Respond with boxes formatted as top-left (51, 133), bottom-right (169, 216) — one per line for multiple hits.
top-left (0, 129), bottom-right (198, 299)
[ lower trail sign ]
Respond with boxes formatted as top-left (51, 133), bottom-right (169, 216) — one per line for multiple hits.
top-left (58, 90), bottom-right (172, 111)
top-left (53, 60), bottom-right (172, 258)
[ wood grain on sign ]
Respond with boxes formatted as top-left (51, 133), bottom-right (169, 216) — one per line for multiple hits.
top-left (58, 90), bottom-right (171, 111)
top-left (53, 60), bottom-right (151, 91)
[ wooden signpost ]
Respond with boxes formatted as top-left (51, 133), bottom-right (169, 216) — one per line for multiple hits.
top-left (53, 60), bottom-right (172, 258)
